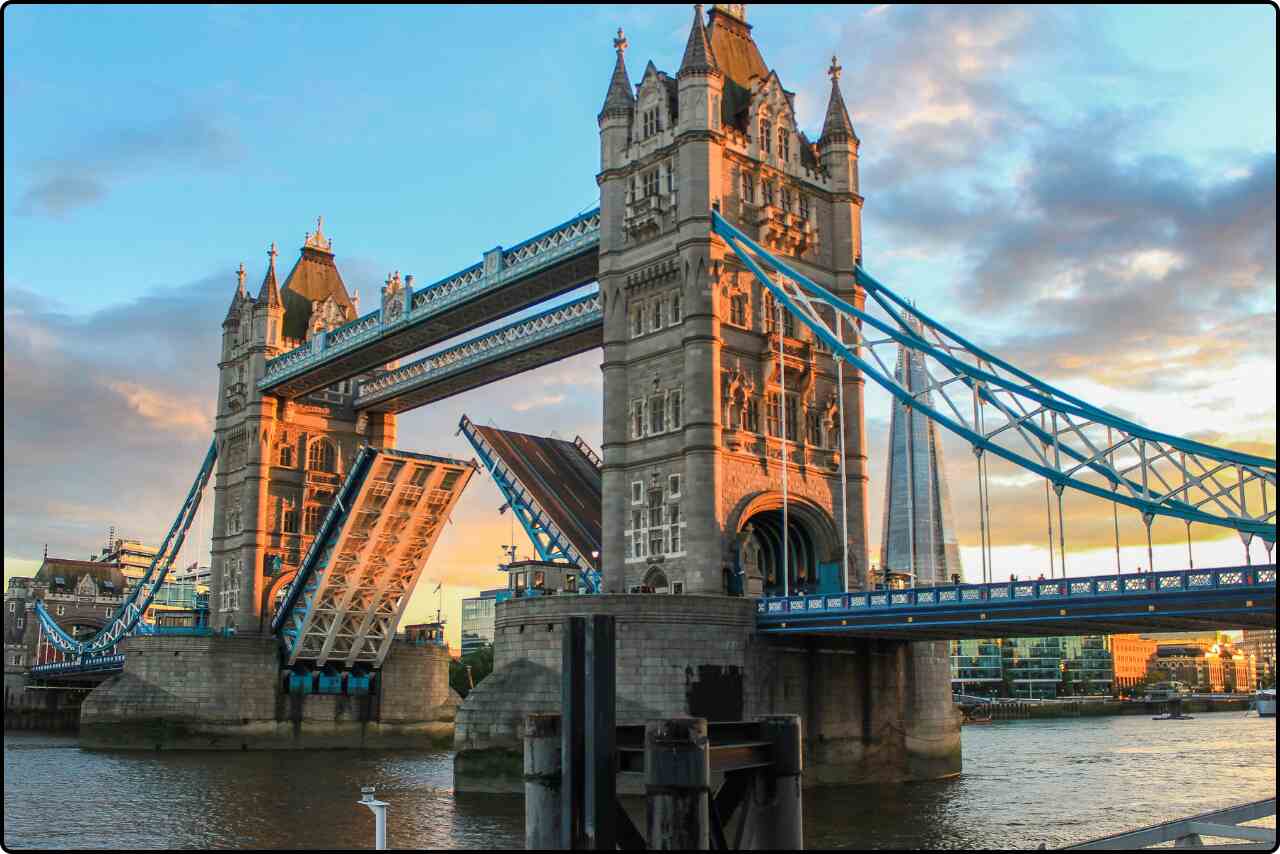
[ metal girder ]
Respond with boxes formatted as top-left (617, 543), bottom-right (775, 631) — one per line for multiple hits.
top-left (1063, 798), bottom-right (1275, 850)
top-left (353, 291), bottom-right (602, 413)
top-left (33, 441), bottom-right (217, 658)
top-left (259, 209), bottom-right (601, 397)
top-left (459, 414), bottom-right (603, 594)
top-left (272, 447), bottom-right (476, 667)
top-left (710, 210), bottom-right (1277, 542)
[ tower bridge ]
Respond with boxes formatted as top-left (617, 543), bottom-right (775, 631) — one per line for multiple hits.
top-left (13, 4), bottom-right (1273, 774)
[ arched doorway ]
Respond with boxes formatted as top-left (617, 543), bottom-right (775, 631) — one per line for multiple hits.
top-left (734, 494), bottom-right (839, 597)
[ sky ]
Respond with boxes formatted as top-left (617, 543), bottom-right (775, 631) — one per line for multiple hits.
top-left (3, 4), bottom-right (1276, 650)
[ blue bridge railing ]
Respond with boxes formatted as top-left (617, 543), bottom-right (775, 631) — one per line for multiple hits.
top-left (30, 654), bottom-right (126, 677)
top-left (756, 565), bottom-right (1276, 621)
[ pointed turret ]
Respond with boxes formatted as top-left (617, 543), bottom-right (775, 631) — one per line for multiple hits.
top-left (223, 263), bottom-right (247, 325)
top-left (819, 56), bottom-right (858, 147)
top-left (258, 243), bottom-right (282, 308)
top-left (678, 5), bottom-right (719, 78)
top-left (598, 27), bottom-right (635, 122)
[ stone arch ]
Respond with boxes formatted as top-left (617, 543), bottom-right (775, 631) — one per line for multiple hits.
top-left (730, 491), bottom-right (840, 597)
top-left (261, 570), bottom-right (296, 630)
top-left (641, 566), bottom-right (670, 593)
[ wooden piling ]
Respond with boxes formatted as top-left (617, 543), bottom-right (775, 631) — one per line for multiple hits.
top-left (645, 717), bottom-right (710, 850)
top-left (753, 714), bottom-right (804, 850)
top-left (525, 714), bottom-right (563, 850)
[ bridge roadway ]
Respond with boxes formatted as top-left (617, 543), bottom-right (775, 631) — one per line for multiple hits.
top-left (756, 565), bottom-right (1276, 640)
top-left (259, 209), bottom-right (600, 399)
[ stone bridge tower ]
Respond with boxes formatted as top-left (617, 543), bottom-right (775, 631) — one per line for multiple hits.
top-left (210, 225), bottom-right (396, 633)
top-left (598, 4), bottom-right (870, 596)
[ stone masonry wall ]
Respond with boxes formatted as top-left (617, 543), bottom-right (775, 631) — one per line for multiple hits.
top-left (79, 635), bottom-right (455, 750)
top-left (456, 594), bottom-right (960, 791)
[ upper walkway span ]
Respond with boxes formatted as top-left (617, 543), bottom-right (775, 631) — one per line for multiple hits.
top-left (259, 209), bottom-right (600, 399)
top-left (755, 564), bottom-right (1276, 640)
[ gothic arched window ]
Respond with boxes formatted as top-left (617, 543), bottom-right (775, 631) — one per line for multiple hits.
top-left (307, 438), bottom-right (336, 473)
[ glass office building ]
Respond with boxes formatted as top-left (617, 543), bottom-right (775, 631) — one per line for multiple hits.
top-left (460, 589), bottom-right (501, 656)
top-left (951, 635), bottom-right (1114, 699)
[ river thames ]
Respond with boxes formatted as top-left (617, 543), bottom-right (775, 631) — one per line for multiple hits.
top-left (4, 711), bottom-right (1275, 849)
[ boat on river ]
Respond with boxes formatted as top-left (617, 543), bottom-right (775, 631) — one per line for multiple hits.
top-left (1256, 688), bottom-right (1276, 718)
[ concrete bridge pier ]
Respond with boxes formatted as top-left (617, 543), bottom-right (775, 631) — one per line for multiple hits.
top-left (453, 594), bottom-right (960, 792)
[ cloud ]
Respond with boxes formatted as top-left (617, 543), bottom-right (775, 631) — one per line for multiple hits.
top-left (811, 6), bottom-right (1275, 398)
top-left (16, 115), bottom-right (242, 217)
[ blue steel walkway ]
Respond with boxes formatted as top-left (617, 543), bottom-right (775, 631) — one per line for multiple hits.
top-left (755, 565), bottom-right (1276, 640)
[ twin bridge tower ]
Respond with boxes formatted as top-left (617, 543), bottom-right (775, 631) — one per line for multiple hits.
top-left (210, 4), bottom-right (876, 633)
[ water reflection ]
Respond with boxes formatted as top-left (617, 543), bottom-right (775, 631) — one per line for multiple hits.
top-left (4, 712), bottom-right (1274, 849)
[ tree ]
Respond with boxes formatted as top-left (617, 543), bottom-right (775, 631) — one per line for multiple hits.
top-left (449, 643), bottom-right (495, 699)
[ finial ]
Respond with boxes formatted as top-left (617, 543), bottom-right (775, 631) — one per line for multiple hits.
top-left (613, 27), bottom-right (627, 54)
top-left (828, 55), bottom-right (842, 83)
top-left (268, 242), bottom-right (278, 265)
top-left (236, 263), bottom-right (246, 289)
top-left (316, 215), bottom-right (324, 235)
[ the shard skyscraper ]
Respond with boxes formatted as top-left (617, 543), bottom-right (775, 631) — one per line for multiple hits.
top-left (879, 329), bottom-right (964, 586)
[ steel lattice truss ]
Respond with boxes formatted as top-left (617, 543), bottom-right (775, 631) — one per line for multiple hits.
top-left (34, 441), bottom-right (218, 657)
top-left (712, 211), bottom-right (1277, 545)
top-left (271, 448), bottom-right (475, 667)
top-left (459, 415), bottom-right (603, 593)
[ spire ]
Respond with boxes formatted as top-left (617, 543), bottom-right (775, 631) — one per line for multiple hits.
top-left (598, 27), bottom-right (636, 121)
top-left (819, 55), bottom-right (858, 146)
top-left (224, 263), bottom-right (247, 324)
top-left (258, 242), bottom-right (281, 307)
top-left (678, 4), bottom-right (719, 78)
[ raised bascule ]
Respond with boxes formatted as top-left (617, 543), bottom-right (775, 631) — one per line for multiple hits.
top-left (19, 4), bottom-right (1275, 775)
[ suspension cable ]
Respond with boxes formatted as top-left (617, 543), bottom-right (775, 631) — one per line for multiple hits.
top-left (1044, 477), bottom-right (1056, 578)
top-left (1108, 426), bottom-right (1121, 574)
top-left (777, 298), bottom-right (790, 598)
top-left (1186, 522), bottom-right (1194, 570)
top-left (973, 383), bottom-right (988, 584)
top-left (835, 313), bottom-right (850, 593)
top-left (904, 362), bottom-right (917, 589)
top-left (1144, 513), bottom-right (1155, 574)
top-left (982, 450), bottom-right (993, 583)
top-left (1056, 484), bottom-right (1067, 579)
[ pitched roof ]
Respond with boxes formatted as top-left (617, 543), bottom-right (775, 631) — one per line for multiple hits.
top-left (35, 558), bottom-right (128, 594)
top-left (706, 5), bottom-right (768, 91)
top-left (599, 28), bottom-right (635, 120)
top-left (280, 238), bottom-right (354, 341)
top-left (678, 5), bottom-right (719, 77)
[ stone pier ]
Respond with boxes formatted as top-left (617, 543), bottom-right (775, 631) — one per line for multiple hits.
top-left (453, 594), bottom-right (960, 792)
top-left (79, 634), bottom-right (458, 750)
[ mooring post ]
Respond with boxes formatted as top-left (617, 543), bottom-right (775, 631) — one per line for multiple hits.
top-left (357, 785), bottom-right (388, 851)
top-left (584, 615), bottom-right (617, 850)
top-left (562, 616), bottom-right (587, 849)
top-left (525, 714), bottom-right (564, 850)
top-left (645, 717), bottom-right (710, 850)
top-left (758, 714), bottom-right (804, 850)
